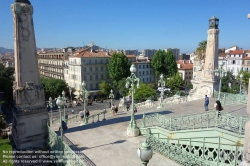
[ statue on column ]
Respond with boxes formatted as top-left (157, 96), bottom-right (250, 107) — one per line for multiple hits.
top-left (15, 0), bottom-right (31, 4)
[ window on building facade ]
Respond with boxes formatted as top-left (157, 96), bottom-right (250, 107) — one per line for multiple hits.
top-left (90, 75), bottom-right (92, 80)
top-left (147, 65), bottom-right (148, 68)
top-left (146, 71), bottom-right (148, 75)
top-left (143, 65), bottom-right (145, 68)
top-left (143, 71), bottom-right (145, 75)
top-left (95, 67), bottom-right (98, 71)
top-left (139, 65), bottom-right (141, 69)
top-left (101, 59), bottom-right (103, 64)
top-left (95, 75), bottom-right (98, 79)
top-left (90, 67), bottom-right (92, 71)
top-left (106, 59), bottom-right (108, 63)
top-left (95, 59), bottom-right (97, 64)
top-left (84, 67), bottom-right (86, 72)
top-left (101, 74), bottom-right (103, 79)
top-left (90, 83), bottom-right (93, 90)
top-left (139, 71), bottom-right (141, 75)
top-left (96, 83), bottom-right (99, 89)
top-left (189, 76), bottom-right (191, 79)
top-left (101, 66), bottom-right (103, 70)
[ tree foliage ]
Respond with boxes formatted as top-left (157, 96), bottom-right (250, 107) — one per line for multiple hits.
top-left (41, 77), bottom-right (68, 99)
top-left (107, 52), bottom-right (131, 87)
top-left (166, 72), bottom-right (184, 92)
top-left (236, 71), bottom-right (250, 93)
top-left (151, 50), bottom-right (178, 78)
top-left (134, 83), bottom-right (157, 101)
top-left (221, 71), bottom-right (240, 94)
top-left (117, 78), bottom-right (129, 97)
top-left (0, 64), bottom-right (14, 100)
top-left (195, 40), bottom-right (207, 60)
top-left (99, 81), bottom-right (112, 96)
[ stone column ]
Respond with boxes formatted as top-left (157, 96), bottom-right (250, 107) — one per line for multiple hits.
top-left (11, 0), bottom-right (48, 150)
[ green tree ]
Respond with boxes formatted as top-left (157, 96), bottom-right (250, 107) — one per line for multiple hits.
top-left (151, 49), bottom-right (178, 78)
top-left (108, 52), bottom-right (131, 87)
top-left (195, 40), bottom-right (207, 60)
top-left (41, 77), bottom-right (68, 99)
top-left (221, 71), bottom-right (240, 94)
top-left (99, 81), bottom-right (112, 97)
top-left (117, 78), bottom-right (129, 97)
top-left (0, 65), bottom-right (14, 100)
top-left (166, 72), bottom-right (184, 92)
top-left (236, 71), bottom-right (250, 93)
top-left (134, 83), bottom-right (157, 101)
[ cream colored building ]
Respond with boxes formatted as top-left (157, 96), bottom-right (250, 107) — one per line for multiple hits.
top-left (37, 51), bottom-right (71, 80)
top-left (176, 60), bottom-right (193, 87)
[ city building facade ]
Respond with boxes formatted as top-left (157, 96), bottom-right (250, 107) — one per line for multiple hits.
top-left (176, 60), bottom-right (193, 87)
top-left (164, 48), bottom-right (180, 60)
top-left (142, 49), bottom-right (157, 58)
top-left (123, 50), bottom-right (138, 56)
top-left (226, 50), bottom-right (244, 76)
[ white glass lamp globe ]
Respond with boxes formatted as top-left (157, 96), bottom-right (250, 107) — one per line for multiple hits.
top-left (82, 81), bottom-right (86, 87)
top-left (240, 74), bottom-right (243, 78)
top-left (56, 95), bottom-right (64, 107)
top-left (160, 74), bottom-right (164, 79)
top-left (130, 64), bottom-right (136, 73)
top-left (137, 142), bottom-right (153, 162)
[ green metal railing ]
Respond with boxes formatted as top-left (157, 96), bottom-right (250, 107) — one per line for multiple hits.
top-left (214, 90), bottom-right (247, 105)
top-left (145, 133), bottom-right (243, 166)
top-left (140, 111), bottom-right (249, 135)
top-left (47, 126), bottom-right (86, 166)
top-left (51, 109), bottom-right (106, 125)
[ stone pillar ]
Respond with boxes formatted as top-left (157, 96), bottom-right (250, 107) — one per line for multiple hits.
top-left (239, 78), bottom-right (250, 166)
top-left (11, 0), bottom-right (48, 150)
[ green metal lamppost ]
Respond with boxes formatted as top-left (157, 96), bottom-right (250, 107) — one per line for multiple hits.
top-left (109, 89), bottom-right (114, 112)
top-left (137, 139), bottom-right (153, 166)
top-left (240, 73), bottom-right (243, 94)
top-left (157, 74), bottom-right (165, 109)
top-left (56, 95), bottom-right (64, 139)
top-left (214, 61), bottom-right (227, 100)
top-left (81, 81), bottom-right (88, 125)
top-left (125, 64), bottom-right (140, 137)
top-left (48, 97), bottom-right (53, 124)
top-left (62, 90), bottom-right (66, 120)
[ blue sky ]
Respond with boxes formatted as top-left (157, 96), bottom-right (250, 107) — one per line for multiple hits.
top-left (1, 0), bottom-right (250, 53)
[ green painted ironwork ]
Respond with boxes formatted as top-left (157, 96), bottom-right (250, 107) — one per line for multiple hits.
top-left (145, 133), bottom-right (243, 166)
top-left (52, 109), bottom-right (107, 124)
top-left (214, 90), bottom-right (247, 105)
top-left (47, 125), bottom-right (86, 166)
top-left (140, 111), bottom-right (249, 135)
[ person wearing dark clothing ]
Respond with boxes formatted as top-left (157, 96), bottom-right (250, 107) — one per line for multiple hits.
top-left (215, 100), bottom-right (223, 117)
top-left (86, 110), bottom-right (90, 117)
top-left (126, 103), bottom-right (130, 111)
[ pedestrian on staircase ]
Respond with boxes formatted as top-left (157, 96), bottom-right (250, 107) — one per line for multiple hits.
top-left (204, 95), bottom-right (209, 111)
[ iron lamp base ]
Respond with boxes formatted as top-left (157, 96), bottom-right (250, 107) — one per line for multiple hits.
top-left (127, 127), bottom-right (140, 137)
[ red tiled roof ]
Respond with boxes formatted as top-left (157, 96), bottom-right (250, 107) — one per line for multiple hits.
top-left (228, 50), bottom-right (244, 54)
top-left (176, 60), bottom-right (193, 70)
top-left (73, 48), bottom-right (111, 58)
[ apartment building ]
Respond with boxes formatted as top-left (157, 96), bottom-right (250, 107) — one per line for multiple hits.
top-left (164, 48), bottom-right (180, 60)
top-left (132, 56), bottom-right (156, 84)
top-left (242, 50), bottom-right (250, 72)
top-left (226, 50), bottom-right (244, 76)
top-left (142, 49), bottom-right (157, 58)
top-left (123, 50), bottom-right (138, 56)
top-left (176, 60), bottom-right (193, 86)
top-left (37, 50), bottom-right (71, 80)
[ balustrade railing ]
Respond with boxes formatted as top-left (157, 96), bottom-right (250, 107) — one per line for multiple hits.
top-left (51, 109), bottom-right (106, 125)
top-left (140, 111), bottom-right (249, 135)
top-left (214, 90), bottom-right (247, 105)
top-left (47, 126), bottom-right (86, 166)
top-left (146, 133), bottom-right (243, 166)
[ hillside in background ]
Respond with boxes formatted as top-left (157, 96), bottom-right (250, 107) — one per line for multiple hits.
top-left (0, 47), bottom-right (14, 53)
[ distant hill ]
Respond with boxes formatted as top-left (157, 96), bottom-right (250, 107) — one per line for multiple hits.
top-left (0, 47), bottom-right (14, 53)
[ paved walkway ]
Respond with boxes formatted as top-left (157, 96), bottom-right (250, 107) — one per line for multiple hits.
top-left (51, 98), bottom-right (248, 166)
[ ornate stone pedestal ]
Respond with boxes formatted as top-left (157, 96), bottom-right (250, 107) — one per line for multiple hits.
top-left (127, 127), bottom-right (140, 137)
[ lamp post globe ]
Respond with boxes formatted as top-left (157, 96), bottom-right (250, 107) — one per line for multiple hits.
top-left (56, 95), bottom-right (64, 139)
top-left (109, 89), bottom-right (114, 112)
top-left (126, 64), bottom-right (140, 137)
top-left (240, 73), bottom-right (243, 94)
top-left (82, 81), bottom-right (86, 87)
top-left (130, 64), bottom-right (136, 73)
top-left (137, 141), bottom-right (153, 166)
top-left (49, 97), bottom-right (53, 124)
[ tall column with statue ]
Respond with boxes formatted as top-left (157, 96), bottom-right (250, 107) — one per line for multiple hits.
top-left (188, 16), bottom-right (220, 100)
top-left (11, 0), bottom-right (48, 150)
